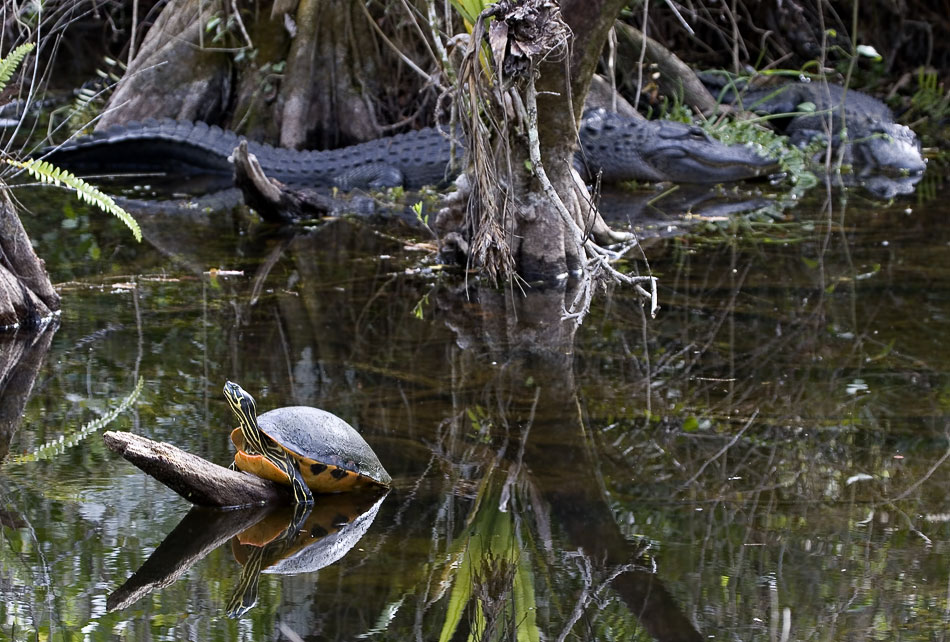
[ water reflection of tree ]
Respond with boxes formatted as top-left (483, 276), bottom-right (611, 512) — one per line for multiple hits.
top-left (217, 194), bottom-right (950, 637)
top-left (27, 192), bottom-right (943, 638)
top-left (353, 282), bottom-right (703, 640)
top-left (233, 223), bottom-right (704, 637)
top-left (571, 192), bottom-right (950, 637)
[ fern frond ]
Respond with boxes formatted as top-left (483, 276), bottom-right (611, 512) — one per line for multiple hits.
top-left (5, 158), bottom-right (142, 242)
top-left (0, 43), bottom-right (35, 94)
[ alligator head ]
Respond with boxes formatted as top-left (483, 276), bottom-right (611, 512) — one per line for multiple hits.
top-left (788, 117), bottom-right (927, 178)
top-left (849, 121), bottom-right (927, 177)
top-left (578, 109), bottom-right (779, 184)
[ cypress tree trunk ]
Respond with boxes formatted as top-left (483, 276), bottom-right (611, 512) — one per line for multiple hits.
top-left (0, 191), bottom-right (60, 329)
top-left (436, 0), bottom-right (641, 292)
top-left (99, 0), bottom-right (399, 147)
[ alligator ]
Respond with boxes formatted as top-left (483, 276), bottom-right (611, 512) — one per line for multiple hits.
top-left (576, 108), bottom-right (779, 183)
top-left (41, 111), bottom-right (779, 191)
top-left (703, 76), bottom-right (927, 178)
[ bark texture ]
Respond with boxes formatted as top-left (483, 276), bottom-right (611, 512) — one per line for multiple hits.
top-left (0, 191), bottom-right (60, 328)
top-left (98, 0), bottom-right (231, 129)
top-left (100, 0), bottom-right (399, 147)
top-left (279, 0), bottom-right (383, 147)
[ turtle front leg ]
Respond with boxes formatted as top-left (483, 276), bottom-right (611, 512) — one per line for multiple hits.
top-left (285, 454), bottom-right (314, 505)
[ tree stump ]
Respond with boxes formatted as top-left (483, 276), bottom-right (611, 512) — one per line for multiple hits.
top-left (0, 191), bottom-right (60, 329)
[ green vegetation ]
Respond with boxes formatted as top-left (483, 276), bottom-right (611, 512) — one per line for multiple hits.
top-left (0, 43), bottom-right (141, 242)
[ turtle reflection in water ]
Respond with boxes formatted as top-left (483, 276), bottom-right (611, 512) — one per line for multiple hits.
top-left (223, 381), bottom-right (392, 504)
top-left (226, 490), bottom-right (387, 617)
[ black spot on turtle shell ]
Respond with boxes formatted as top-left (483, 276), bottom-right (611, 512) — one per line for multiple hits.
top-left (330, 468), bottom-right (349, 480)
top-left (310, 462), bottom-right (328, 475)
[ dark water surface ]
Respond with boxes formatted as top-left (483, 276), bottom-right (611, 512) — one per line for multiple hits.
top-left (2, 175), bottom-right (950, 641)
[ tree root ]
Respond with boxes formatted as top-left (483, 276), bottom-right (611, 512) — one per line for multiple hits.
top-left (522, 74), bottom-right (658, 321)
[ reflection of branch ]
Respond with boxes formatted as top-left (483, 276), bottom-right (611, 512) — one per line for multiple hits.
top-left (679, 409), bottom-right (758, 489)
top-left (500, 386), bottom-right (539, 511)
top-left (887, 502), bottom-right (933, 546)
top-left (555, 551), bottom-right (642, 642)
top-left (107, 504), bottom-right (270, 612)
top-left (890, 432), bottom-right (950, 502)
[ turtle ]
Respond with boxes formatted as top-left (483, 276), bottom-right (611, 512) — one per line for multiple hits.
top-left (223, 381), bottom-right (392, 506)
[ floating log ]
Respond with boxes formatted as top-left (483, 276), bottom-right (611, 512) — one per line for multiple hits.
top-left (103, 431), bottom-right (289, 507)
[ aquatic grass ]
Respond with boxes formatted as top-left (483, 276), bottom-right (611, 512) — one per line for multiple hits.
top-left (436, 474), bottom-right (540, 642)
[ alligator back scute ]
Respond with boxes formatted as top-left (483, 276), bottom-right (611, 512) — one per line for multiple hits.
top-left (578, 110), bottom-right (662, 182)
top-left (251, 126), bottom-right (456, 189)
top-left (43, 119), bottom-right (459, 189)
top-left (45, 119), bottom-right (239, 177)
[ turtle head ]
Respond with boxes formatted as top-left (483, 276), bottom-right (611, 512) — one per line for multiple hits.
top-left (224, 380), bottom-right (257, 422)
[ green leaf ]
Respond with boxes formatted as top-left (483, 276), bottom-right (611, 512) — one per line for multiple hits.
top-left (0, 43), bottom-right (34, 94)
top-left (6, 159), bottom-right (142, 242)
top-left (513, 553), bottom-right (540, 642)
top-left (796, 101), bottom-right (817, 113)
top-left (449, 0), bottom-right (494, 24)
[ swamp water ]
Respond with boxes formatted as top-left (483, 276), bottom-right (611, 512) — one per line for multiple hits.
top-left (0, 175), bottom-right (949, 641)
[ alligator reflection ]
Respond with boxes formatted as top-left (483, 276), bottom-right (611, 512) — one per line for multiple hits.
top-left (597, 184), bottom-right (777, 238)
top-left (106, 488), bottom-right (386, 615)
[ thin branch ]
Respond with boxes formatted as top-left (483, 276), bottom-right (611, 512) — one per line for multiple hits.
top-left (680, 409), bottom-right (759, 489)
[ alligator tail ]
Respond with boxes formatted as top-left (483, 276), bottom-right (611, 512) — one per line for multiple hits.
top-left (41, 119), bottom-right (240, 177)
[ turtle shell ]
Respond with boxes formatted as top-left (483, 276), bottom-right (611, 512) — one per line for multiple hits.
top-left (230, 406), bottom-right (391, 493)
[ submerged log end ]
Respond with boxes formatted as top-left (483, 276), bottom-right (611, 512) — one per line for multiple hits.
top-left (103, 431), bottom-right (289, 508)
top-left (231, 140), bottom-right (335, 222)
